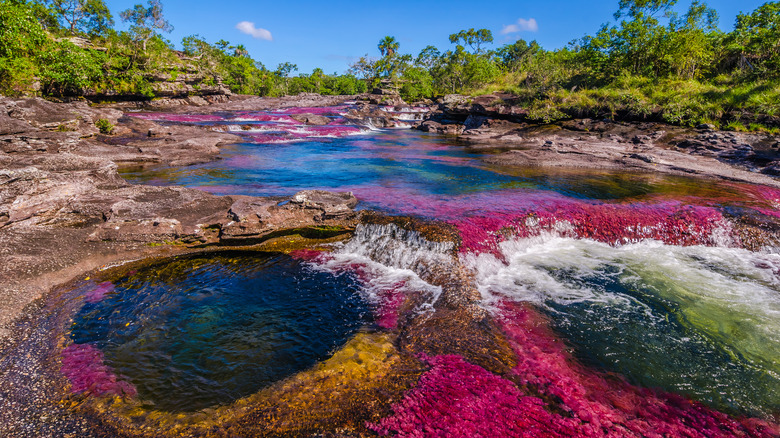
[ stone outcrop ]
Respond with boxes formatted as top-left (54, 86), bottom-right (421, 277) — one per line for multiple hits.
top-left (290, 112), bottom-right (331, 125)
top-left (414, 93), bottom-right (780, 181)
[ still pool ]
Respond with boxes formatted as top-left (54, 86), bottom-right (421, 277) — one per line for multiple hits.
top-left (67, 252), bottom-right (372, 412)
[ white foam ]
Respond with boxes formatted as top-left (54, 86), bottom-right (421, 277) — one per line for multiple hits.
top-left (464, 234), bottom-right (780, 368)
top-left (313, 223), bottom-right (450, 315)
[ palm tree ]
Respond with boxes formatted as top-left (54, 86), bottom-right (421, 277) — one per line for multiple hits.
top-left (378, 36), bottom-right (399, 57)
top-left (233, 44), bottom-right (249, 57)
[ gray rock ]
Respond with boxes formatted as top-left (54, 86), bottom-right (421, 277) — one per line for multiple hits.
top-left (290, 113), bottom-right (332, 125)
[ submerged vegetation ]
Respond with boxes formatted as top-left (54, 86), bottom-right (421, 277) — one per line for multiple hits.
top-left (0, 0), bottom-right (778, 128)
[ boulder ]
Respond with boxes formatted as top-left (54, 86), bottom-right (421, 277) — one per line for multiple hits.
top-left (290, 113), bottom-right (331, 125)
top-left (290, 190), bottom-right (358, 219)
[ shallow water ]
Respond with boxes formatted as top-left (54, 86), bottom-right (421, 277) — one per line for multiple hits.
top-left (102, 107), bottom-right (780, 425)
top-left (120, 129), bottom-right (751, 212)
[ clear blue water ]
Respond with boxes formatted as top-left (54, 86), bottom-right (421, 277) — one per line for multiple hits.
top-left (119, 130), bottom-right (739, 212)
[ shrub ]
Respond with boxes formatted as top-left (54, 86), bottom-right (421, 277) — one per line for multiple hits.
top-left (95, 118), bottom-right (114, 134)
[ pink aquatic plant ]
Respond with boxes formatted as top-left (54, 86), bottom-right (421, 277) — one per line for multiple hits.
top-left (227, 113), bottom-right (298, 124)
top-left (369, 303), bottom-right (780, 437)
top-left (83, 281), bottom-right (115, 303)
top-left (60, 343), bottom-right (137, 397)
top-left (368, 353), bottom-right (582, 437)
top-left (455, 200), bottom-right (727, 255)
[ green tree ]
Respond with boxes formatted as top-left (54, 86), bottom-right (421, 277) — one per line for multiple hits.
top-left (0, 0), bottom-right (49, 94)
top-left (347, 55), bottom-right (379, 87)
top-left (274, 61), bottom-right (297, 94)
top-left (583, 1), bottom-right (672, 78)
top-left (663, 1), bottom-right (719, 78)
top-left (415, 45), bottom-right (441, 70)
top-left (376, 36), bottom-right (409, 86)
top-left (615, 0), bottom-right (678, 19)
top-left (38, 40), bottom-right (105, 95)
top-left (378, 35), bottom-right (399, 57)
top-left (497, 39), bottom-right (541, 72)
top-left (47, 0), bottom-right (114, 36)
top-left (232, 44), bottom-right (248, 57)
top-left (399, 66), bottom-right (433, 101)
top-left (120, 0), bottom-right (173, 51)
top-left (731, 1), bottom-right (780, 74)
top-left (448, 28), bottom-right (493, 54)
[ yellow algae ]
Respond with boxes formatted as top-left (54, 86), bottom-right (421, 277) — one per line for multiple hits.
top-left (66, 332), bottom-right (421, 437)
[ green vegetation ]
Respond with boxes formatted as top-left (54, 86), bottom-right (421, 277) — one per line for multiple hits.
top-left (95, 117), bottom-right (113, 134)
top-left (0, 0), bottom-right (777, 130)
top-left (350, 0), bottom-right (780, 129)
top-left (0, 0), bottom-right (365, 99)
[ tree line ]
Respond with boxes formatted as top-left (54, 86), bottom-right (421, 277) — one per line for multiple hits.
top-left (0, 0), bottom-right (366, 98)
top-left (1, 0), bottom-right (778, 129)
top-left (354, 0), bottom-right (780, 128)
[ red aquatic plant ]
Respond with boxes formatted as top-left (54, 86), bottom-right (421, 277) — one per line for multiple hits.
top-left (83, 281), bottom-right (115, 304)
top-left (454, 200), bottom-right (728, 255)
top-left (60, 343), bottom-right (136, 398)
top-left (369, 303), bottom-right (779, 437)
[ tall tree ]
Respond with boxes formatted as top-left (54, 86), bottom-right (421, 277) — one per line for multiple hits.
top-left (732, 1), bottom-right (780, 73)
top-left (615, 0), bottom-right (678, 19)
top-left (497, 39), bottom-right (541, 71)
top-left (665, 0), bottom-right (719, 78)
top-left (274, 61), bottom-right (297, 94)
top-left (415, 45), bottom-right (441, 70)
top-left (47, 0), bottom-right (114, 36)
top-left (378, 36), bottom-right (399, 57)
top-left (120, 0), bottom-right (173, 51)
top-left (448, 28), bottom-right (493, 54)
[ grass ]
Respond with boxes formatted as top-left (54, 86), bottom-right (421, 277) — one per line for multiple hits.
top-left (466, 73), bottom-right (780, 132)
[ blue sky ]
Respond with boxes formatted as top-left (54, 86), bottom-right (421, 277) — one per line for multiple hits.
top-left (102, 0), bottom-right (769, 74)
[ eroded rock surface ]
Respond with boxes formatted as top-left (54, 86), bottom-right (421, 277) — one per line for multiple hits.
top-left (414, 93), bottom-right (780, 186)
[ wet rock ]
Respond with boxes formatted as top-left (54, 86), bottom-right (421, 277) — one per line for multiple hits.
top-left (761, 161), bottom-right (780, 176)
top-left (290, 190), bottom-right (358, 219)
top-left (290, 112), bottom-right (331, 125)
top-left (629, 153), bottom-right (657, 163)
top-left (464, 115), bottom-right (489, 131)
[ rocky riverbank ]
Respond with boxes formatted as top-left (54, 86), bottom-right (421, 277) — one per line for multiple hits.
top-left (0, 94), bottom-right (363, 342)
top-left (415, 93), bottom-right (780, 186)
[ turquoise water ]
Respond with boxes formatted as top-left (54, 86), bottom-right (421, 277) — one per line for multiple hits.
top-left (120, 130), bottom-right (741, 211)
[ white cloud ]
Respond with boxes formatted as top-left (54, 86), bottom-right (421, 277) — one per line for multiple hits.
top-left (236, 21), bottom-right (273, 41)
top-left (501, 18), bottom-right (539, 35)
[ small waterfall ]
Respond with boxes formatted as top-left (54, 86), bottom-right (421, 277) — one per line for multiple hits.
top-left (313, 223), bottom-right (452, 319)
